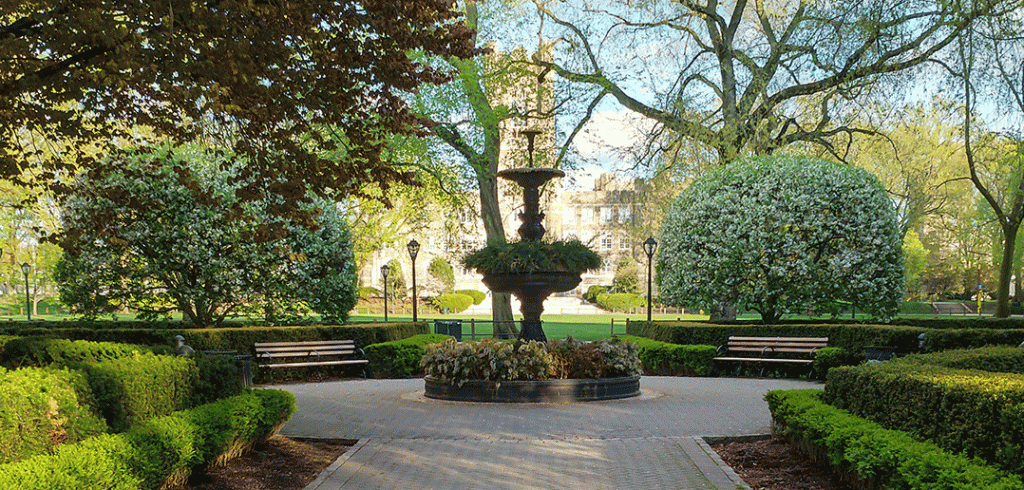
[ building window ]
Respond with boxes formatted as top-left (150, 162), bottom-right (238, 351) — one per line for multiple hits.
top-left (601, 234), bottom-right (613, 250)
top-left (620, 234), bottom-right (632, 250)
top-left (601, 207), bottom-right (614, 223)
top-left (581, 207), bottom-right (593, 224)
top-left (619, 206), bottom-right (632, 223)
top-left (601, 259), bottom-right (615, 274)
top-left (563, 207), bottom-right (575, 225)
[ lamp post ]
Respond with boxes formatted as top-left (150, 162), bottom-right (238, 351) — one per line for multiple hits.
top-left (407, 239), bottom-right (420, 322)
top-left (20, 262), bottom-right (30, 321)
top-left (381, 264), bottom-right (389, 322)
top-left (642, 236), bottom-right (658, 323)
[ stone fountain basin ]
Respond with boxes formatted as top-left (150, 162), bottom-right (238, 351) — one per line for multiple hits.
top-left (481, 271), bottom-right (581, 295)
top-left (424, 375), bottom-right (641, 403)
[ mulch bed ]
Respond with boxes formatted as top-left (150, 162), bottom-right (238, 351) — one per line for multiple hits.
top-left (712, 437), bottom-right (855, 490)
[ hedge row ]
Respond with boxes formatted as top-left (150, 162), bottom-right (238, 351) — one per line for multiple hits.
top-left (1, 337), bottom-right (152, 368)
top-left (614, 335), bottom-right (716, 375)
top-left (365, 334), bottom-right (452, 378)
top-left (0, 322), bottom-right (427, 353)
top-left (896, 346), bottom-right (1024, 374)
top-left (824, 362), bottom-right (1024, 473)
top-left (767, 389), bottom-right (1022, 489)
top-left (0, 366), bottom-right (108, 465)
top-left (628, 321), bottom-right (926, 356)
top-left (0, 389), bottom-right (296, 490)
top-left (454, 289), bottom-right (486, 305)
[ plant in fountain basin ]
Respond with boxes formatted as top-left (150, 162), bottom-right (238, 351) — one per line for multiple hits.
top-left (420, 337), bottom-right (641, 387)
top-left (461, 239), bottom-right (602, 275)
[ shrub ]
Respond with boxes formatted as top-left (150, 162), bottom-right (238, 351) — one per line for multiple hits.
top-left (767, 389), bottom-right (1022, 489)
top-left (658, 155), bottom-right (903, 323)
top-left (595, 292), bottom-right (646, 312)
top-left (455, 289), bottom-right (486, 305)
top-left (431, 293), bottom-right (474, 314)
top-left (615, 335), bottom-right (716, 375)
top-left (80, 352), bottom-right (199, 432)
top-left (364, 334), bottom-right (452, 378)
top-left (462, 239), bottom-right (602, 275)
top-left (897, 346), bottom-right (1024, 374)
top-left (824, 361), bottom-right (1024, 472)
top-left (584, 285), bottom-right (609, 303)
top-left (420, 337), bottom-right (641, 386)
top-left (428, 257), bottom-right (455, 293)
top-left (812, 347), bottom-right (848, 380)
top-left (0, 338), bottom-right (148, 368)
top-left (0, 366), bottom-right (108, 464)
top-left (0, 389), bottom-right (295, 490)
top-left (358, 286), bottom-right (381, 299)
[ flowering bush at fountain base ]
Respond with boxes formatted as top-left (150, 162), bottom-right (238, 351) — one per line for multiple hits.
top-left (420, 337), bottom-right (641, 387)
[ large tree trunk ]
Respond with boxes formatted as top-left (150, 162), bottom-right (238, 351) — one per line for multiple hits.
top-left (478, 164), bottom-right (518, 338)
top-left (996, 223), bottom-right (1021, 318)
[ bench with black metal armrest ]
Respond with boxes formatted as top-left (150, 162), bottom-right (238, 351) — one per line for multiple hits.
top-left (713, 336), bottom-right (829, 378)
top-left (254, 340), bottom-right (368, 383)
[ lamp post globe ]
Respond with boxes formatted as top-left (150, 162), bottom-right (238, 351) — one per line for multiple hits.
top-left (642, 237), bottom-right (658, 322)
top-left (407, 240), bottom-right (420, 322)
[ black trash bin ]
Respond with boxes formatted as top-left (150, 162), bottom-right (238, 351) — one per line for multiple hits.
top-left (434, 320), bottom-right (463, 341)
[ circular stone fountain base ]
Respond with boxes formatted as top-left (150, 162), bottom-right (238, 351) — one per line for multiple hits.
top-left (424, 376), bottom-right (641, 403)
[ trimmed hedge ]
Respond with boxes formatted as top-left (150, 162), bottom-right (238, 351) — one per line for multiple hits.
top-left (824, 362), bottom-right (1024, 473)
top-left (0, 337), bottom-right (149, 368)
top-left (365, 333), bottom-right (452, 378)
top-left (896, 346), bottom-right (1024, 374)
top-left (595, 293), bottom-right (646, 312)
top-left (455, 289), bottom-right (486, 305)
top-left (767, 389), bottom-right (1022, 489)
top-left (0, 322), bottom-right (428, 353)
top-left (431, 293), bottom-right (474, 314)
top-left (0, 389), bottom-right (296, 490)
top-left (614, 335), bottom-right (716, 375)
top-left (79, 352), bottom-right (199, 433)
top-left (627, 321), bottom-right (926, 357)
top-left (0, 366), bottom-right (108, 465)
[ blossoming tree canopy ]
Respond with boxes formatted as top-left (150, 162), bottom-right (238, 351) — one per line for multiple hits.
top-left (657, 155), bottom-right (904, 324)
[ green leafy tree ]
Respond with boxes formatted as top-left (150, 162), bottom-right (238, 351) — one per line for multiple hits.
top-left (903, 231), bottom-right (929, 301)
top-left (384, 260), bottom-right (407, 302)
top-left (657, 155), bottom-right (904, 324)
top-left (1, 1), bottom-right (478, 220)
top-left (612, 256), bottom-right (640, 295)
top-left (428, 257), bottom-right (456, 294)
top-left (55, 146), bottom-right (357, 325)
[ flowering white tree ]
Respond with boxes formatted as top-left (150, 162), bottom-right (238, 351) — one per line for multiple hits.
top-left (657, 155), bottom-right (903, 323)
top-left (56, 146), bottom-right (357, 325)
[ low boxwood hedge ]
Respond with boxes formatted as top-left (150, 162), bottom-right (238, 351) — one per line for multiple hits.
top-left (824, 361), bottom-right (1024, 473)
top-left (0, 366), bottom-right (108, 465)
top-left (767, 389), bottom-right (1023, 489)
top-left (365, 333), bottom-right (452, 378)
top-left (595, 293), bottom-right (646, 312)
top-left (0, 337), bottom-right (150, 368)
top-left (431, 293), bottom-right (474, 314)
top-left (896, 346), bottom-right (1024, 374)
top-left (0, 389), bottom-right (295, 490)
top-left (614, 335), bottom-right (715, 375)
top-left (454, 289), bottom-right (486, 305)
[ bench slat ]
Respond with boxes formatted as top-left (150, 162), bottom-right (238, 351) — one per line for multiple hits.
top-left (728, 336), bottom-right (829, 342)
top-left (255, 341), bottom-right (354, 348)
top-left (726, 347), bottom-right (821, 354)
top-left (256, 347), bottom-right (358, 355)
top-left (713, 357), bottom-right (814, 364)
top-left (261, 359), bottom-right (369, 369)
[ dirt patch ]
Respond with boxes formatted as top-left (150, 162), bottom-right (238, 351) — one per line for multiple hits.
top-left (173, 436), bottom-right (355, 490)
top-left (712, 437), bottom-right (855, 490)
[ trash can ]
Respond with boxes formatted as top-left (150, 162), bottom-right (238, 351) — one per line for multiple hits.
top-left (434, 320), bottom-right (463, 341)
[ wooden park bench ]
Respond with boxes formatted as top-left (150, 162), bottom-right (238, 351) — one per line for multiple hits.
top-left (713, 336), bottom-right (829, 378)
top-left (254, 340), bottom-right (368, 382)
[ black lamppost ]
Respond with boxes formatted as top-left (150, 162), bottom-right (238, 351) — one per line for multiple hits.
top-left (21, 262), bottom-right (31, 321)
top-left (381, 264), bottom-right (389, 322)
top-left (642, 236), bottom-right (658, 322)
top-left (407, 239), bottom-right (420, 322)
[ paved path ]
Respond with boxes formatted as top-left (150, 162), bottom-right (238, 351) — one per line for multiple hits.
top-left (276, 377), bottom-right (820, 489)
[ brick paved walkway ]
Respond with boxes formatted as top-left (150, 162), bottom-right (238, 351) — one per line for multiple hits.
top-left (276, 376), bottom-right (820, 489)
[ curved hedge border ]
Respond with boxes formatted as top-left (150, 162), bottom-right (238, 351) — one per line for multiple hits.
top-left (364, 333), bottom-right (452, 378)
top-left (614, 335), bottom-right (716, 375)
top-left (767, 389), bottom-right (1023, 489)
top-left (824, 362), bottom-right (1024, 474)
top-left (0, 389), bottom-right (296, 490)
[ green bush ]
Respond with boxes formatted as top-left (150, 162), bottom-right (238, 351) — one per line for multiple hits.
top-left (431, 293), bottom-right (474, 314)
top-left (615, 335), bottom-right (716, 375)
top-left (0, 338), bottom-right (149, 368)
top-left (595, 292), bottom-right (646, 312)
top-left (0, 366), bottom-right (108, 464)
top-left (80, 352), bottom-right (199, 433)
top-left (897, 346), bottom-right (1024, 374)
top-left (364, 333), bottom-right (452, 378)
top-left (357, 286), bottom-right (381, 299)
top-left (767, 389), bottom-right (1022, 489)
top-left (824, 361), bottom-right (1024, 473)
top-left (812, 347), bottom-right (849, 380)
top-left (455, 289), bottom-right (486, 305)
top-left (584, 285), bottom-right (609, 303)
top-left (191, 352), bottom-right (245, 405)
top-left (0, 389), bottom-right (295, 490)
